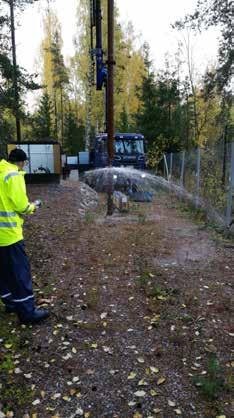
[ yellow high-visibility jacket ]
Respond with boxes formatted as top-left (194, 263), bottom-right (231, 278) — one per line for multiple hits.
top-left (0, 160), bottom-right (35, 246)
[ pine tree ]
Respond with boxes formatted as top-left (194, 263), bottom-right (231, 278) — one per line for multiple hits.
top-left (135, 43), bottom-right (159, 144)
top-left (135, 44), bottom-right (184, 166)
top-left (33, 91), bottom-right (53, 139)
top-left (51, 30), bottom-right (69, 144)
top-left (64, 107), bottom-right (85, 154)
top-left (117, 106), bottom-right (129, 132)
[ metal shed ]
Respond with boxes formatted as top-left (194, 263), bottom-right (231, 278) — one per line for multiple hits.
top-left (7, 140), bottom-right (61, 183)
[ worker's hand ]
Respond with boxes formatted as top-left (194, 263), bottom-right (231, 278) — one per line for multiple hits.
top-left (33, 199), bottom-right (42, 209)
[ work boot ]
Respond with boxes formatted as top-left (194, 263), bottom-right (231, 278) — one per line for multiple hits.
top-left (5, 303), bottom-right (17, 314)
top-left (19, 308), bottom-right (50, 325)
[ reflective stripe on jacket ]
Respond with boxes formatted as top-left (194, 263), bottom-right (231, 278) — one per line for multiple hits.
top-left (0, 160), bottom-right (35, 246)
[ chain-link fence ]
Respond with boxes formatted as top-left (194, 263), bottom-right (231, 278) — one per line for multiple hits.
top-left (161, 142), bottom-right (234, 227)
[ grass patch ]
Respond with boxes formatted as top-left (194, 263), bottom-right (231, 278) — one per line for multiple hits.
top-left (136, 272), bottom-right (151, 288)
top-left (0, 383), bottom-right (33, 413)
top-left (0, 354), bottom-right (15, 372)
top-left (148, 284), bottom-right (168, 299)
top-left (137, 213), bottom-right (147, 224)
top-left (193, 354), bottom-right (226, 400)
top-left (84, 211), bottom-right (96, 223)
top-left (85, 287), bottom-right (100, 309)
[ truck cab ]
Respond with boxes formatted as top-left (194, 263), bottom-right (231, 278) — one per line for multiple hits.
top-left (93, 133), bottom-right (146, 169)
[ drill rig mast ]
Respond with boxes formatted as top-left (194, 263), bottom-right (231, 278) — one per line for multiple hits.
top-left (90, 0), bottom-right (115, 214)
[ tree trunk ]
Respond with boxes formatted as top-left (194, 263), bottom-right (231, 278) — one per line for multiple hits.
top-left (9, 0), bottom-right (21, 142)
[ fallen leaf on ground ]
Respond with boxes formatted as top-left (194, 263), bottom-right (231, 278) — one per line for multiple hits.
top-left (128, 372), bottom-right (137, 380)
top-left (128, 401), bottom-right (136, 406)
top-left (150, 389), bottom-right (158, 396)
top-left (51, 393), bottom-right (61, 400)
top-left (138, 379), bottom-right (148, 386)
top-left (91, 343), bottom-right (98, 349)
top-left (32, 399), bottom-right (40, 406)
top-left (134, 390), bottom-right (146, 397)
top-left (157, 377), bottom-right (166, 385)
top-left (150, 366), bottom-right (159, 374)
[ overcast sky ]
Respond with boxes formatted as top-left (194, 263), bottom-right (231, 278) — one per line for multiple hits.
top-left (15, 0), bottom-right (219, 80)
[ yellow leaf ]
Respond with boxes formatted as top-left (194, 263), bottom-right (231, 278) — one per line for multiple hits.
top-left (40, 391), bottom-right (46, 399)
top-left (62, 396), bottom-right (71, 401)
top-left (150, 366), bottom-right (159, 374)
top-left (157, 295), bottom-right (167, 301)
top-left (150, 389), bottom-right (158, 396)
top-left (138, 379), bottom-right (148, 386)
top-left (4, 343), bottom-right (12, 349)
top-left (157, 377), bottom-right (166, 385)
top-left (137, 357), bottom-right (144, 363)
top-left (174, 409), bottom-right (182, 415)
top-left (91, 343), bottom-right (97, 349)
top-left (51, 393), bottom-right (61, 400)
top-left (128, 372), bottom-right (137, 380)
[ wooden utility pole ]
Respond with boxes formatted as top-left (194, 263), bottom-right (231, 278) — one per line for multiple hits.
top-left (107, 0), bottom-right (114, 165)
top-left (9, 0), bottom-right (21, 142)
top-left (106, 0), bottom-right (115, 215)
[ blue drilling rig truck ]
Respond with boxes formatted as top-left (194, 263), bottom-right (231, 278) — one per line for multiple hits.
top-left (92, 133), bottom-right (146, 169)
top-left (67, 133), bottom-right (146, 172)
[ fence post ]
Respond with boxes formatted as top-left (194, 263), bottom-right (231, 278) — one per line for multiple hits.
top-left (27, 144), bottom-right (31, 174)
top-left (226, 142), bottom-right (234, 227)
top-left (169, 152), bottom-right (173, 180)
top-left (163, 154), bottom-right (169, 181)
top-left (180, 151), bottom-right (185, 188)
top-left (195, 147), bottom-right (201, 208)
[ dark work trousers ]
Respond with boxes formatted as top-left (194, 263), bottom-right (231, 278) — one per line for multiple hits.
top-left (0, 240), bottom-right (35, 319)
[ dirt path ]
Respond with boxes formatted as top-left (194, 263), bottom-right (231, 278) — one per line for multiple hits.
top-left (0, 181), bottom-right (233, 418)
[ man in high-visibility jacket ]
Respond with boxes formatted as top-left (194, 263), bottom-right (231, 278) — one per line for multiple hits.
top-left (0, 148), bottom-right (49, 324)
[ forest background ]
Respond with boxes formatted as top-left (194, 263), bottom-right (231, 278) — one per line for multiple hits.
top-left (0, 0), bottom-right (232, 166)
